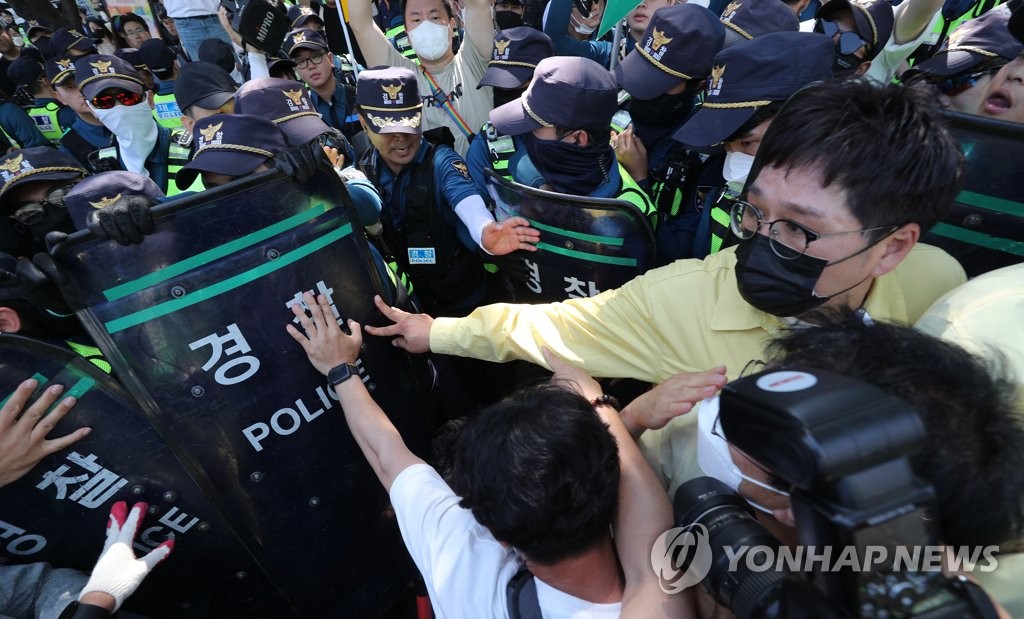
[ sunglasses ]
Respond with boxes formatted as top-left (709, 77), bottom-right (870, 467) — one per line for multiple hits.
top-left (9, 184), bottom-right (76, 227)
top-left (91, 90), bottom-right (145, 109)
top-left (935, 63), bottom-right (1007, 96)
top-left (816, 19), bottom-right (870, 55)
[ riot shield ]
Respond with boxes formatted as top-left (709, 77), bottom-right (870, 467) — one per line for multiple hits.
top-left (45, 168), bottom-right (433, 617)
top-left (0, 335), bottom-right (282, 618)
top-left (485, 169), bottom-right (656, 303)
top-left (924, 112), bottom-right (1024, 277)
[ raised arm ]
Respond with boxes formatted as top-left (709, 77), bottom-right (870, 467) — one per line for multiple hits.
top-left (892, 0), bottom-right (942, 44)
top-left (346, 0), bottom-right (399, 68)
top-left (287, 292), bottom-right (423, 490)
top-left (463, 0), bottom-right (497, 58)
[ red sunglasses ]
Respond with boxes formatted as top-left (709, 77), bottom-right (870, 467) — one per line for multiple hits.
top-left (91, 90), bottom-right (145, 110)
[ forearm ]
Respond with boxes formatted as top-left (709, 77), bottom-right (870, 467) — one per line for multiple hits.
top-left (333, 377), bottom-right (424, 491)
top-left (347, 0), bottom-right (393, 66)
top-left (463, 0), bottom-right (496, 58)
top-left (893, 0), bottom-right (942, 44)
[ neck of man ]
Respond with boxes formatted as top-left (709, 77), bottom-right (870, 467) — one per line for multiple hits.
top-left (418, 50), bottom-right (454, 73)
top-left (312, 73), bottom-right (338, 102)
top-left (630, 27), bottom-right (644, 42)
top-left (525, 535), bottom-right (624, 604)
top-left (78, 110), bottom-right (103, 126)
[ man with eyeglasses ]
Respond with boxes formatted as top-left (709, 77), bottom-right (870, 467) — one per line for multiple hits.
top-left (901, 6), bottom-right (1022, 116)
top-left (73, 55), bottom-right (200, 197)
top-left (367, 80), bottom-right (966, 396)
top-left (807, 0), bottom-right (943, 83)
top-left (285, 29), bottom-right (360, 140)
top-left (112, 12), bottom-right (152, 50)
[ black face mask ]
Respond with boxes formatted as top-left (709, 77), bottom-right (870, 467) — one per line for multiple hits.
top-left (495, 10), bottom-right (525, 29)
top-left (493, 86), bottom-right (525, 108)
top-left (15, 204), bottom-right (75, 252)
top-left (734, 234), bottom-right (830, 317)
top-left (832, 50), bottom-right (864, 76)
top-left (629, 90), bottom-right (693, 127)
top-left (524, 133), bottom-right (612, 196)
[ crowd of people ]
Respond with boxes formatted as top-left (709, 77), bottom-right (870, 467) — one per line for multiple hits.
top-left (1, 0), bottom-right (1023, 616)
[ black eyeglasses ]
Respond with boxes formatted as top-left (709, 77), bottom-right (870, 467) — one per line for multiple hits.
top-left (816, 19), bottom-right (870, 55)
top-left (729, 199), bottom-right (898, 260)
top-left (935, 63), bottom-right (1007, 96)
top-left (91, 90), bottom-right (145, 109)
top-left (9, 184), bottom-right (76, 227)
top-left (294, 52), bottom-right (326, 70)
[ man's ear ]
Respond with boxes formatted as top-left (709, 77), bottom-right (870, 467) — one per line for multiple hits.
top-left (855, 59), bottom-right (872, 76)
top-left (180, 114), bottom-right (194, 133)
top-left (0, 306), bottom-right (23, 334)
top-left (872, 222), bottom-right (920, 278)
top-left (575, 129), bottom-right (589, 147)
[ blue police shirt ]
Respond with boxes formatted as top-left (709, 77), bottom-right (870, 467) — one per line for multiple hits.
top-left (544, 0), bottom-right (613, 68)
top-left (309, 79), bottom-right (360, 138)
top-left (0, 101), bottom-right (49, 148)
top-left (375, 136), bottom-right (481, 251)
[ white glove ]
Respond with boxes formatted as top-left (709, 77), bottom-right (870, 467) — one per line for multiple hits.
top-left (78, 501), bottom-right (174, 612)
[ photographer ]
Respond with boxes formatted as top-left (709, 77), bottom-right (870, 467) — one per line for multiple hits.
top-left (684, 314), bottom-right (1024, 618)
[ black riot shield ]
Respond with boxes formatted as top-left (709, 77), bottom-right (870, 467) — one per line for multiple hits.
top-left (485, 169), bottom-right (656, 303)
top-left (46, 168), bottom-right (433, 617)
top-left (0, 335), bottom-right (279, 618)
top-left (923, 112), bottom-right (1024, 277)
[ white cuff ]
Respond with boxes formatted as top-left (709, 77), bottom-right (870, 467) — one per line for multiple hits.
top-left (454, 195), bottom-right (495, 254)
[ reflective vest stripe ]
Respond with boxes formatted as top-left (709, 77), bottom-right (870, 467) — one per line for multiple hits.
top-left (708, 202), bottom-right (732, 255)
top-left (27, 103), bottom-right (64, 144)
top-left (152, 93), bottom-right (185, 131)
top-left (65, 340), bottom-right (112, 374)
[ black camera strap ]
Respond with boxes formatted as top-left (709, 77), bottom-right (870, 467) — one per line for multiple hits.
top-left (506, 569), bottom-right (543, 619)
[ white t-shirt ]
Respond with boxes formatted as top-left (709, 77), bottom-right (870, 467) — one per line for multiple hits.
top-left (383, 32), bottom-right (493, 156)
top-left (163, 0), bottom-right (220, 18)
top-left (389, 464), bottom-right (623, 619)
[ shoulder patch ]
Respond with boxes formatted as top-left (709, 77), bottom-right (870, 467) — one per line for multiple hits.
top-left (452, 161), bottom-right (470, 179)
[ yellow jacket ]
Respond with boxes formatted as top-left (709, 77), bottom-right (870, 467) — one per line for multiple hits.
top-left (431, 243), bottom-right (966, 382)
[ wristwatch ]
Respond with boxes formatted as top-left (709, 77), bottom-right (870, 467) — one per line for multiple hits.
top-left (327, 362), bottom-right (359, 386)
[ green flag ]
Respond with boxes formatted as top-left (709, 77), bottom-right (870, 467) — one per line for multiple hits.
top-left (598, 0), bottom-right (643, 38)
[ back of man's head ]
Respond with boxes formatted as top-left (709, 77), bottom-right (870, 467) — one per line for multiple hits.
top-left (748, 80), bottom-right (965, 235)
top-left (451, 383), bottom-right (620, 565)
top-left (764, 312), bottom-right (1024, 548)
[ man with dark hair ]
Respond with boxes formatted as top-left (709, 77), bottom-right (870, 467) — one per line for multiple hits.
top-left (112, 12), bottom-right (152, 50)
top-left (370, 80), bottom-right (967, 386)
top-left (286, 292), bottom-right (686, 618)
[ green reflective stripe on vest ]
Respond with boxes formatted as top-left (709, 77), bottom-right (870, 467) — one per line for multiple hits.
top-left (65, 340), bottom-right (112, 374)
top-left (483, 122), bottom-right (515, 180)
top-left (165, 140), bottom-right (203, 197)
top-left (387, 259), bottom-right (414, 295)
top-left (27, 103), bottom-right (64, 144)
top-left (708, 203), bottom-right (731, 255)
top-left (651, 180), bottom-right (684, 217)
top-left (617, 164), bottom-right (656, 219)
top-left (152, 93), bottom-right (184, 131)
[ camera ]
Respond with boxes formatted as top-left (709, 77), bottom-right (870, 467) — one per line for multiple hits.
top-left (673, 367), bottom-right (999, 618)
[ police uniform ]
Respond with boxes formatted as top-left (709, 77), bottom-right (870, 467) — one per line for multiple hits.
top-left (284, 29), bottom-right (361, 138)
top-left (152, 81), bottom-right (186, 131)
top-left (356, 67), bottom-right (492, 316)
top-left (6, 57), bottom-right (75, 145)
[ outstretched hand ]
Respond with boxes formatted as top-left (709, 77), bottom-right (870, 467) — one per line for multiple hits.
top-left (363, 295), bottom-right (433, 353)
top-left (620, 367), bottom-right (728, 436)
top-left (0, 379), bottom-right (90, 488)
top-left (286, 291), bottom-right (362, 376)
top-left (481, 216), bottom-right (540, 256)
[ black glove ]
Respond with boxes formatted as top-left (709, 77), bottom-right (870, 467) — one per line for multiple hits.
top-left (276, 141), bottom-right (325, 184)
top-left (0, 254), bottom-right (73, 316)
top-left (85, 196), bottom-right (156, 246)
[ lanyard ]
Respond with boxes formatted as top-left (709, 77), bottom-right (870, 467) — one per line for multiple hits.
top-left (420, 66), bottom-right (474, 139)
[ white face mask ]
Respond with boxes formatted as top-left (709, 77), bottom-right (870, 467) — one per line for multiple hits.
top-left (407, 19), bottom-right (451, 61)
top-left (722, 150), bottom-right (755, 185)
top-left (696, 396), bottom-right (790, 515)
top-left (90, 99), bottom-right (158, 176)
top-left (570, 12), bottom-right (596, 35)
top-left (11, 35), bottom-right (23, 47)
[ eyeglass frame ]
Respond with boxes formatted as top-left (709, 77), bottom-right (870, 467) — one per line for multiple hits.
top-left (8, 183), bottom-right (77, 227)
top-left (934, 62), bottom-right (1007, 96)
top-left (728, 198), bottom-right (901, 260)
top-left (815, 19), bottom-right (871, 56)
top-left (293, 51), bottom-right (327, 71)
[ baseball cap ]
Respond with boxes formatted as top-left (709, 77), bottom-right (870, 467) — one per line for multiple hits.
top-left (175, 61), bottom-right (238, 112)
top-left (905, 6), bottom-right (1022, 79)
top-left (719, 0), bottom-right (798, 42)
top-left (63, 170), bottom-right (164, 230)
top-left (287, 5), bottom-right (325, 30)
top-left (74, 54), bottom-right (145, 100)
top-left (6, 57), bottom-right (42, 87)
top-left (234, 77), bottom-right (330, 145)
top-left (355, 66), bottom-right (423, 134)
top-left (24, 19), bottom-right (53, 40)
top-left (674, 31), bottom-right (834, 148)
top-left (285, 28), bottom-right (330, 56)
top-left (615, 4), bottom-right (726, 100)
top-left (815, 0), bottom-right (895, 61)
top-left (491, 56), bottom-right (617, 135)
top-left (477, 27), bottom-right (554, 90)
top-left (176, 114), bottom-right (287, 190)
top-left (115, 47), bottom-right (147, 70)
top-left (50, 26), bottom-right (97, 55)
top-left (139, 38), bottom-right (176, 80)
top-left (0, 147), bottom-right (85, 205)
top-left (198, 38), bottom-right (237, 74)
top-left (45, 55), bottom-right (77, 86)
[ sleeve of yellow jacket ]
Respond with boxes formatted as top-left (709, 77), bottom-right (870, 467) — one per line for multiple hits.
top-left (429, 243), bottom-right (967, 384)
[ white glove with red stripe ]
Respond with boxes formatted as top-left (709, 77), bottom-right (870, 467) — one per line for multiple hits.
top-left (78, 501), bottom-right (174, 612)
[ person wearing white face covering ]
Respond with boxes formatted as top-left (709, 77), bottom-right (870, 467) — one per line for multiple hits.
top-left (343, 0), bottom-right (496, 156)
top-left (73, 55), bottom-right (200, 197)
top-left (670, 31), bottom-right (835, 263)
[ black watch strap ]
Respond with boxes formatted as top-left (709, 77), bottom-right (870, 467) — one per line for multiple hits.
top-left (328, 362), bottom-right (359, 386)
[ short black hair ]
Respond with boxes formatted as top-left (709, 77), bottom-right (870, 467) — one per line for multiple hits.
top-left (450, 383), bottom-right (620, 565)
top-left (764, 311), bottom-right (1024, 549)
top-left (401, 0), bottom-right (455, 22)
top-left (747, 79), bottom-right (964, 235)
